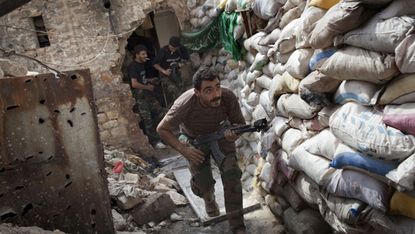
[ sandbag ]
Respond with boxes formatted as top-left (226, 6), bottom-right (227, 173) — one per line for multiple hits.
top-left (390, 191), bottom-right (415, 219)
top-left (330, 102), bottom-right (415, 161)
top-left (249, 53), bottom-right (269, 71)
top-left (331, 145), bottom-right (399, 176)
top-left (262, 62), bottom-right (276, 77)
top-left (317, 105), bottom-right (339, 128)
top-left (299, 71), bottom-right (341, 93)
top-left (255, 75), bottom-right (272, 89)
top-left (292, 173), bottom-right (320, 208)
top-left (279, 1), bottom-right (306, 29)
top-left (273, 63), bottom-right (286, 75)
top-left (246, 70), bottom-right (261, 85)
top-left (258, 28), bottom-right (281, 46)
top-left (286, 48), bottom-right (314, 79)
top-left (383, 103), bottom-right (415, 136)
top-left (386, 153), bottom-right (415, 191)
top-left (295, 6), bottom-right (327, 48)
top-left (378, 0), bottom-right (415, 19)
top-left (378, 73), bottom-right (415, 105)
top-left (275, 51), bottom-right (293, 64)
top-left (395, 34), bottom-right (415, 73)
top-left (252, 104), bottom-right (270, 121)
top-left (338, 16), bottom-right (415, 53)
top-left (289, 145), bottom-right (336, 185)
top-left (273, 18), bottom-right (300, 54)
top-left (244, 32), bottom-right (267, 52)
top-left (281, 128), bottom-right (305, 154)
top-left (309, 2), bottom-right (371, 49)
top-left (246, 92), bottom-right (260, 106)
top-left (273, 116), bottom-right (290, 137)
top-left (324, 170), bottom-right (393, 212)
top-left (252, 0), bottom-right (283, 19)
top-left (361, 208), bottom-right (415, 234)
top-left (391, 92), bottom-right (415, 105)
top-left (309, 0), bottom-right (340, 10)
top-left (277, 93), bottom-right (322, 119)
top-left (303, 129), bottom-right (340, 160)
top-left (309, 48), bottom-right (336, 71)
top-left (319, 46), bottom-right (399, 84)
top-left (259, 90), bottom-right (273, 114)
top-left (343, 0), bottom-right (393, 8)
top-left (269, 72), bottom-right (300, 103)
top-left (334, 80), bottom-right (381, 106)
top-left (319, 191), bottom-right (365, 225)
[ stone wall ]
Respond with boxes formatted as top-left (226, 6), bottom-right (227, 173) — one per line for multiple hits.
top-left (0, 0), bottom-right (189, 156)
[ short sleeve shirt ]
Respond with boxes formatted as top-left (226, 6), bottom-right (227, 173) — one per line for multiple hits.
top-left (159, 87), bottom-right (245, 153)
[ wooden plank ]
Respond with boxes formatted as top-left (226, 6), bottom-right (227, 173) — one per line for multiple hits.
top-left (173, 167), bottom-right (261, 225)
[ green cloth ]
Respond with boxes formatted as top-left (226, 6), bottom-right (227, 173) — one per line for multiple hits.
top-left (180, 11), bottom-right (245, 60)
top-left (219, 11), bottom-right (245, 60)
top-left (181, 16), bottom-right (221, 53)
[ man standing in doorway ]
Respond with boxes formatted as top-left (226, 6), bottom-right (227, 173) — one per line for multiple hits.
top-left (153, 36), bottom-right (189, 106)
top-left (156, 67), bottom-right (246, 234)
top-left (128, 45), bottom-right (167, 149)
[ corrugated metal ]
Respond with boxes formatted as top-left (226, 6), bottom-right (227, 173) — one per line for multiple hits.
top-left (0, 70), bottom-right (114, 233)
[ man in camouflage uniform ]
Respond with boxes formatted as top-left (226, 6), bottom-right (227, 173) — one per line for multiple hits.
top-left (157, 68), bottom-right (246, 234)
top-left (128, 45), bottom-right (167, 149)
top-left (153, 36), bottom-right (189, 106)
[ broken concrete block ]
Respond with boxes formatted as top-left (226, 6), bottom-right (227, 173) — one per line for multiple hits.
top-left (0, 59), bottom-right (28, 77)
top-left (123, 173), bottom-right (140, 184)
top-left (112, 209), bottom-right (128, 231)
top-left (166, 190), bottom-right (187, 205)
top-left (283, 208), bottom-right (332, 234)
top-left (132, 193), bottom-right (175, 225)
top-left (116, 194), bottom-right (144, 210)
top-left (170, 213), bottom-right (183, 222)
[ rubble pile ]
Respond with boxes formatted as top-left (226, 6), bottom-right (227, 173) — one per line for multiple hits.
top-left (188, 0), bottom-right (415, 233)
top-left (104, 148), bottom-right (190, 232)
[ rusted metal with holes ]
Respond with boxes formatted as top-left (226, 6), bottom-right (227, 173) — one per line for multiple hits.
top-left (0, 69), bottom-right (114, 233)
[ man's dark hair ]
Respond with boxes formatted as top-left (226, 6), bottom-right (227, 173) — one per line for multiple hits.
top-left (193, 67), bottom-right (220, 90)
top-left (169, 36), bottom-right (181, 47)
top-left (133, 44), bottom-right (147, 55)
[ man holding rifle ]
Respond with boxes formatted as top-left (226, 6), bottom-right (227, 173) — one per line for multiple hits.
top-left (128, 45), bottom-right (167, 149)
top-left (157, 67), bottom-right (246, 234)
top-left (153, 36), bottom-right (189, 106)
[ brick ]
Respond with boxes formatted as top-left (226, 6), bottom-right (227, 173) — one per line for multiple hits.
top-left (110, 126), bottom-right (127, 137)
top-left (100, 130), bottom-right (111, 141)
top-left (116, 194), bottom-right (144, 210)
top-left (0, 59), bottom-right (28, 77)
top-left (132, 193), bottom-right (175, 225)
top-left (97, 113), bottom-right (108, 124)
top-left (107, 111), bottom-right (119, 120)
top-left (102, 120), bottom-right (118, 129)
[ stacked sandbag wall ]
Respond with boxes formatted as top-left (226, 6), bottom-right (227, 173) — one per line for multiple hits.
top-left (192, 0), bottom-right (415, 233)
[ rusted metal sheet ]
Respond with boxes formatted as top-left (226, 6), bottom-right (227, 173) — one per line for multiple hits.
top-left (0, 70), bottom-right (114, 233)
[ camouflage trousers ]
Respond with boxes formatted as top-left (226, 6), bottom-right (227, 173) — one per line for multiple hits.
top-left (183, 138), bottom-right (244, 232)
top-left (160, 74), bottom-right (184, 107)
top-left (133, 93), bottom-right (166, 145)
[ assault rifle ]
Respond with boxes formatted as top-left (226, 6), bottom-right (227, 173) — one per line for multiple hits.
top-left (192, 118), bottom-right (268, 166)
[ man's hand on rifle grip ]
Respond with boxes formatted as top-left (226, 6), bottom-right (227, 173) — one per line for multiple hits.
top-left (224, 129), bottom-right (239, 142)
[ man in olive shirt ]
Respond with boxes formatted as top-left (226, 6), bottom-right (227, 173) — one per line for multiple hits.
top-left (157, 67), bottom-right (246, 234)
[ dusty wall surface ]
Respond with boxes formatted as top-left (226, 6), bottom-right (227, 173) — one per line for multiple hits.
top-left (0, 0), bottom-right (190, 156)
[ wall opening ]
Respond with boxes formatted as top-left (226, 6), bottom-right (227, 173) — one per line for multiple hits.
top-left (31, 15), bottom-right (50, 48)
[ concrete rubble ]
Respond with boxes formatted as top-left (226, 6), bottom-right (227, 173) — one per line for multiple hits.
top-left (104, 147), bottom-right (189, 232)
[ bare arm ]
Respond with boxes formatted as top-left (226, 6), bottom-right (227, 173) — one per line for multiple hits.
top-left (131, 78), bottom-right (154, 92)
top-left (153, 64), bottom-right (171, 77)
